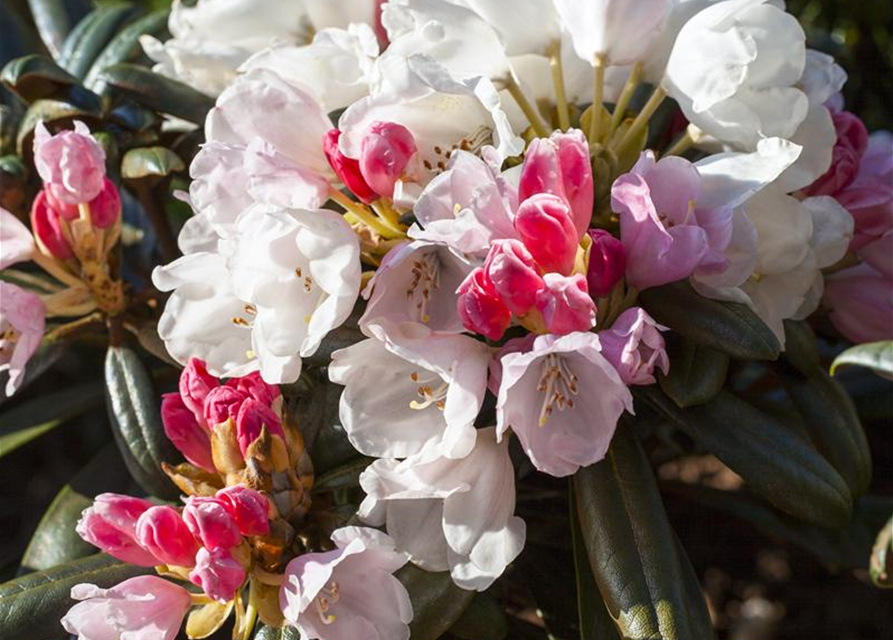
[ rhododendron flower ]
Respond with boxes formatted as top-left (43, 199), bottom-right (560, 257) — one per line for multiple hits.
top-left (30, 190), bottom-right (74, 260)
top-left (496, 332), bottom-right (633, 477)
top-left (76, 494), bottom-right (157, 566)
top-left (281, 526), bottom-right (412, 640)
top-left (0, 282), bottom-right (46, 397)
top-left (216, 486), bottom-right (270, 536)
top-left (33, 121), bottom-right (106, 206)
top-left (456, 268), bottom-right (512, 341)
top-left (62, 576), bottom-right (191, 640)
top-left (0, 207), bottom-right (33, 269)
top-left (586, 229), bottom-right (626, 298)
top-left (359, 428), bottom-right (525, 591)
top-left (161, 392), bottom-right (215, 472)
top-left (359, 121), bottom-right (418, 200)
top-left (189, 546), bottom-right (246, 603)
top-left (824, 263), bottom-right (893, 344)
top-left (535, 274), bottom-right (596, 336)
top-left (599, 307), bottom-right (669, 385)
top-left (514, 194), bottom-right (580, 276)
top-left (483, 239), bottom-right (544, 315)
top-left (182, 497), bottom-right (242, 551)
top-left (135, 506), bottom-right (200, 568)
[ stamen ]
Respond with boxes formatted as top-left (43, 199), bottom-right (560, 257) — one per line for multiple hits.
top-left (405, 252), bottom-right (441, 323)
top-left (537, 354), bottom-right (579, 427)
top-left (231, 316), bottom-right (251, 327)
top-left (410, 381), bottom-right (449, 411)
top-left (315, 580), bottom-right (340, 625)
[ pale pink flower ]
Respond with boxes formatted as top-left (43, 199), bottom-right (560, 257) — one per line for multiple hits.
top-left (0, 282), bottom-right (46, 397)
top-left (534, 273), bottom-right (596, 336)
top-left (824, 259), bottom-right (893, 344)
top-left (598, 307), bottom-right (669, 386)
top-left (33, 121), bottom-right (106, 205)
top-left (76, 494), bottom-right (157, 567)
top-left (280, 527), bottom-right (412, 640)
top-left (135, 505), bottom-right (199, 567)
top-left (0, 207), bottom-right (33, 269)
top-left (586, 229), bottom-right (626, 298)
top-left (190, 546), bottom-right (246, 603)
top-left (61, 576), bottom-right (191, 640)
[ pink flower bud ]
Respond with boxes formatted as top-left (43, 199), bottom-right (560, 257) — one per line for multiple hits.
top-left (519, 130), bottom-right (593, 239)
top-left (179, 357), bottom-right (219, 426)
top-left (324, 128), bottom-right (377, 204)
top-left (535, 273), bottom-right (596, 335)
top-left (76, 495), bottom-right (157, 566)
top-left (135, 506), bottom-right (199, 567)
top-left (359, 121), bottom-right (417, 200)
top-left (216, 486), bottom-right (270, 536)
top-left (203, 385), bottom-right (247, 427)
top-left (457, 268), bottom-right (512, 341)
top-left (30, 191), bottom-right (73, 260)
top-left (805, 111), bottom-right (870, 197)
top-left (182, 497), bottom-right (243, 551)
top-left (189, 547), bottom-right (246, 603)
top-left (483, 240), bottom-right (544, 315)
top-left (161, 393), bottom-right (215, 472)
top-left (235, 398), bottom-right (284, 455)
top-left (225, 371), bottom-right (279, 406)
top-left (598, 307), bottom-right (669, 385)
top-left (33, 121), bottom-right (106, 205)
top-left (586, 229), bottom-right (627, 297)
top-left (515, 194), bottom-right (580, 275)
top-left (86, 177), bottom-right (121, 228)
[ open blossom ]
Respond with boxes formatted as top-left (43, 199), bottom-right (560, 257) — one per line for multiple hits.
top-left (0, 282), bottom-right (46, 397)
top-left (62, 576), bottom-right (191, 640)
top-left (496, 332), bottom-right (633, 477)
top-left (33, 121), bottom-right (106, 206)
top-left (599, 307), bottom-right (669, 385)
top-left (359, 428), bottom-right (525, 591)
top-left (281, 526), bottom-right (412, 640)
top-left (0, 207), bottom-right (33, 269)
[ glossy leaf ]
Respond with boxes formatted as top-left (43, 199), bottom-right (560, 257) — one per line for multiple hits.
top-left (781, 320), bottom-right (822, 376)
top-left (518, 543), bottom-right (579, 640)
top-left (1, 54), bottom-right (78, 102)
top-left (831, 341), bottom-right (893, 378)
top-left (312, 457), bottom-right (373, 493)
top-left (640, 281), bottom-right (780, 361)
top-left (870, 516), bottom-right (893, 588)
top-left (397, 564), bottom-right (475, 640)
top-left (449, 593), bottom-right (508, 640)
top-left (105, 346), bottom-right (179, 499)
top-left (84, 9), bottom-right (170, 91)
top-left (573, 425), bottom-right (715, 640)
top-left (58, 4), bottom-right (144, 79)
top-left (97, 63), bottom-right (215, 124)
top-left (121, 146), bottom-right (185, 185)
top-left (658, 336), bottom-right (729, 408)
top-left (26, 0), bottom-right (91, 59)
top-left (638, 387), bottom-right (853, 527)
top-left (0, 553), bottom-right (148, 640)
top-left (252, 625), bottom-right (300, 640)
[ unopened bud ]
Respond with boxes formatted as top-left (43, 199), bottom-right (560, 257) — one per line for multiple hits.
top-left (182, 497), bottom-right (242, 550)
top-left (483, 239), bottom-right (544, 315)
top-left (216, 486), bottom-right (270, 536)
top-left (189, 547), bottom-right (246, 603)
top-left (457, 268), bottom-right (511, 341)
top-left (514, 194), bottom-right (580, 275)
top-left (359, 121), bottom-right (416, 200)
top-left (161, 393), bottom-right (215, 472)
top-left (586, 229), bottom-right (627, 297)
top-left (535, 273), bottom-right (596, 335)
top-left (134, 505), bottom-right (199, 567)
top-left (30, 190), bottom-right (73, 260)
top-left (323, 128), bottom-right (377, 204)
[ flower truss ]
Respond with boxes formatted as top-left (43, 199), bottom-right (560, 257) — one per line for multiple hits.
top-left (0, 1), bottom-right (889, 640)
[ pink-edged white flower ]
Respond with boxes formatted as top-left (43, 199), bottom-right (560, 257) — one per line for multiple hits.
top-left (33, 121), bottom-right (106, 206)
top-left (0, 207), bottom-right (33, 269)
top-left (61, 576), bottom-right (191, 640)
top-left (0, 282), bottom-right (46, 397)
top-left (359, 428), bottom-right (525, 591)
top-left (599, 307), bottom-right (669, 386)
top-left (153, 205), bottom-right (361, 384)
top-left (330, 333), bottom-right (489, 460)
top-left (281, 526), bottom-right (412, 640)
top-left (496, 332), bottom-right (633, 478)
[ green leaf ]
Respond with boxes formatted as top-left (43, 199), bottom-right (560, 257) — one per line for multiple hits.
top-left (0, 554), bottom-right (149, 640)
top-left (97, 62), bottom-right (215, 124)
top-left (252, 625), bottom-right (301, 640)
top-left (639, 281), bottom-right (780, 361)
top-left (449, 593), bottom-right (508, 640)
top-left (84, 9), bottom-right (170, 91)
top-left (105, 346), bottom-right (179, 499)
top-left (638, 387), bottom-right (853, 528)
top-left (658, 337), bottom-right (729, 408)
top-left (26, 0), bottom-right (90, 60)
top-left (1, 54), bottom-right (78, 102)
top-left (0, 420), bottom-right (62, 457)
top-left (121, 146), bottom-right (185, 185)
top-left (870, 516), bottom-right (893, 588)
top-left (22, 444), bottom-right (132, 571)
top-left (518, 543), bottom-right (579, 640)
top-left (781, 320), bottom-right (822, 376)
top-left (783, 370), bottom-right (872, 497)
top-left (397, 564), bottom-right (475, 640)
top-left (831, 341), bottom-right (893, 378)
top-left (313, 457), bottom-right (373, 493)
top-left (58, 4), bottom-right (144, 79)
top-left (573, 425), bottom-right (715, 640)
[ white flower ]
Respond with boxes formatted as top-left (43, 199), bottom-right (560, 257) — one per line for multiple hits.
top-left (453, 0), bottom-right (561, 56)
top-left (359, 428), bottom-right (526, 591)
top-left (664, 0), bottom-right (808, 149)
top-left (496, 332), bottom-right (633, 478)
top-left (152, 206), bottom-right (361, 384)
top-left (330, 334), bottom-right (489, 460)
top-left (281, 526), bottom-right (412, 640)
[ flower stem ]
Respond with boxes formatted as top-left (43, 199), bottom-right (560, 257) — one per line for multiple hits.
top-left (609, 61), bottom-right (643, 137)
top-left (549, 41), bottom-right (571, 131)
top-left (589, 54), bottom-right (607, 145)
top-left (31, 250), bottom-right (84, 289)
top-left (329, 190), bottom-right (401, 239)
top-left (616, 85), bottom-right (666, 158)
top-left (506, 74), bottom-right (550, 138)
top-left (663, 130), bottom-right (694, 158)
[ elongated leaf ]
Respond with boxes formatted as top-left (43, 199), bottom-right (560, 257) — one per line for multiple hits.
top-left (638, 387), bottom-right (853, 527)
top-left (313, 457), bottom-right (372, 493)
top-left (449, 593), bottom-right (508, 640)
top-left (0, 419), bottom-right (61, 457)
top-left (783, 370), bottom-right (872, 497)
top-left (1, 54), bottom-right (78, 102)
top-left (0, 554), bottom-right (148, 640)
top-left (870, 516), bottom-right (893, 588)
top-left (252, 625), bottom-right (300, 640)
top-left (573, 426), bottom-right (714, 640)
top-left (658, 337), bottom-right (729, 408)
top-left (105, 346), bottom-right (179, 499)
top-left (518, 543), bottom-right (578, 640)
top-left (97, 63), bottom-right (215, 124)
top-left (26, 0), bottom-right (91, 59)
top-left (781, 320), bottom-right (822, 376)
top-left (58, 4), bottom-right (144, 79)
top-left (397, 564), bottom-right (475, 640)
top-left (831, 341), bottom-right (893, 378)
top-left (84, 9), bottom-right (169, 91)
top-left (640, 281), bottom-right (780, 361)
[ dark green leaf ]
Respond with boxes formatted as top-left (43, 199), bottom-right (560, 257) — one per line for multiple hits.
top-left (26, 0), bottom-right (91, 60)
top-left (638, 387), bottom-right (853, 527)
top-left (573, 425), bottom-right (714, 640)
top-left (1, 54), bottom-right (78, 102)
top-left (58, 4), bottom-right (144, 79)
top-left (781, 320), bottom-right (822, 376)
top-left (0, 419), bottom-right (62, 457)
top-left (0, 554), bottom-right (149, 640)
top-left (97, 63), bottom-right (215, 124)
top-left (397, 564), bottom-right (474, 640)
top-left (518, 543), bottom-right (579, 640)
top-left (783, 370), bottom-right (872, 497)
top-left (313, 457), bottom-right (372, 493)
top-left (870, 516), bottom-right (893, 588)
top-left (252, 625), bottom-right (300, 640)
top-left (449, 593), bottom-right (508, 640)
top-left (105, 346), bottom-right (179, 499)
top-left (84, 9), bottom-right (170, 91)
top-left (639, 281), bottom-right (780, 361)
top-left (121, 146), bottom-right (185, 186)
top-left (2, 5), bottom-right (44, 67)
top-left (0, 343), bottom-right (64, 406)
top-left (831, 341), bottom-right (893, 378)
top-left (658, 337), bottom-right (729, 408)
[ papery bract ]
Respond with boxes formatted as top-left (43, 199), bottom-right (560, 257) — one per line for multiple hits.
top-left (182, 497), bottom-right (242, 551)
top-left (135, 505), bottom-right (199, 567)
top-left (514, 194), bottom-right (579, 276)
top-left (586, 229), bottom-right (626, 298)
top-left (33, 121), bottom-right (106, 206)
top-left (0, 282), bottom-right (46, 397)
top-left (534, 273), bottom-right (596, 336)
top-left (61, 576), bottom-right (191, 640)
top-left (598, 307), bottom-right (669, 385)
top-left (189, 546), bottom-right (246, 603)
